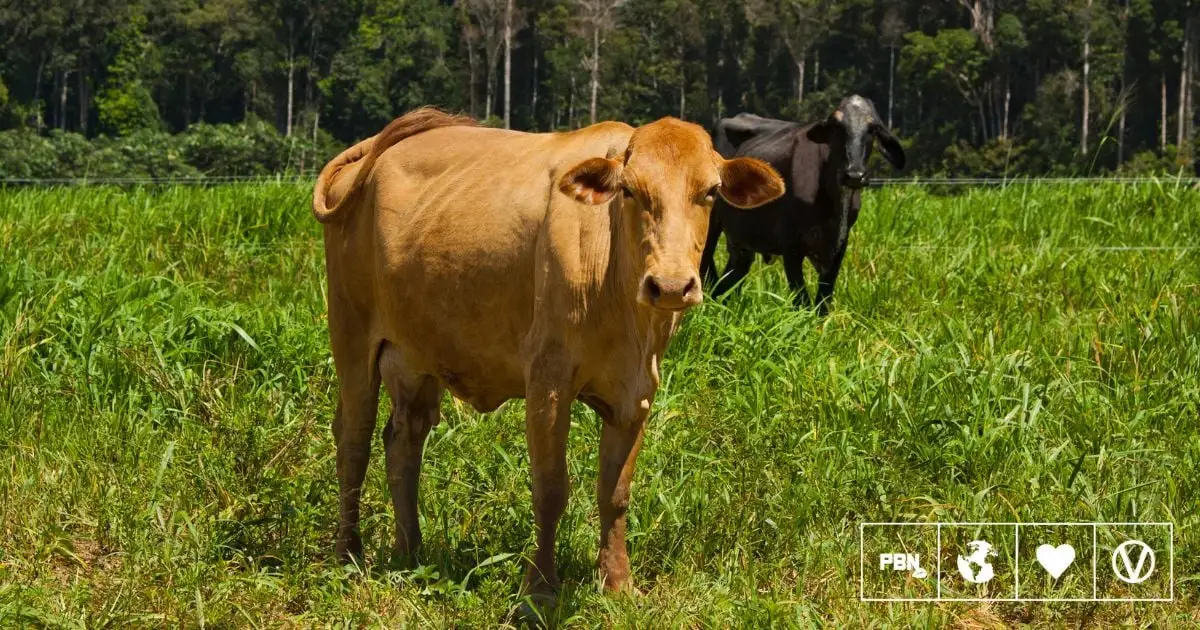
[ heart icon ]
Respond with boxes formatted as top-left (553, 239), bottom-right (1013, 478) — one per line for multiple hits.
top-left (1035, 543), bottom-right (1076, 579)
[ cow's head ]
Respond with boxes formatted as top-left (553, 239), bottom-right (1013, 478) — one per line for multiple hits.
top-left (806, 95), bottom-right (906, 189)
top-left (558, 118), bottom-right (785, 311)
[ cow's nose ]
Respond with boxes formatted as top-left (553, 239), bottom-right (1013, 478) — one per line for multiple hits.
top-left (640, 273), bottom-right (702, 311)
top-left (845, 169), bottom-right (867, 187)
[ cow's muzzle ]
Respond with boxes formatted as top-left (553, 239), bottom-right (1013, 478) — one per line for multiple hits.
top-left (639, 273), bottom-right (703, 311)
top-left (843, 169), bottom-right (868, 189)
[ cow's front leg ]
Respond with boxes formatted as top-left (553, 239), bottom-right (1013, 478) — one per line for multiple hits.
top-left (699, 213), bottom-right (723, 290)
top-left (596, 399), bottom-right (649, 593)
top-left (523, 357), bottom-right (575, 599)
top-left (782, 253), bottom-right (812, 309)
top-left (815, 243), bottom-right (848, 315)
top-left (711, 245), bottom-right (755, 297)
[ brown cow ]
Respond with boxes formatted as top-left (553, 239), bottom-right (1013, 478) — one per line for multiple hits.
top-left (311, 108), bottom-right (784, 602)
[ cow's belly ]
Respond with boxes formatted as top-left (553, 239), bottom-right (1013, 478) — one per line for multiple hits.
top-left (371, 178), bottom-right (544, 411)
top-left (716, 204), bottom-right (800, 255)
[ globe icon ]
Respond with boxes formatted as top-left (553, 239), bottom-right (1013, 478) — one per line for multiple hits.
top-left (956, 540), bottom-right (996, 584)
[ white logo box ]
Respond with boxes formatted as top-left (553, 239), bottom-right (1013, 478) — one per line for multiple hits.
top-left (859, 522), bottom-right (1174, 602)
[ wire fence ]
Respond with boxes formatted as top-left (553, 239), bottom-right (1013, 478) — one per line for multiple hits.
top-left (1, 175), bottom-right (1199, 186)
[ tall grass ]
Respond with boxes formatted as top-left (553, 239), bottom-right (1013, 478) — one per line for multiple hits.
top-left (1, 182), bottom-right (1197, 626)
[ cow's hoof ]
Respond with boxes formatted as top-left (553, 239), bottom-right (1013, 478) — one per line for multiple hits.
top-left (602, 581), bottom-right (642, 597)
top-left (514, 592), bottom-right (558, 628)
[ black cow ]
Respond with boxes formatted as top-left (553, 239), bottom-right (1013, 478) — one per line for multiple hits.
top-left (700, 95), bottom-right (906, 314)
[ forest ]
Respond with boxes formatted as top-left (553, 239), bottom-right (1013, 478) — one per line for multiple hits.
top-left (0, 0), bottom-right (1197, 178)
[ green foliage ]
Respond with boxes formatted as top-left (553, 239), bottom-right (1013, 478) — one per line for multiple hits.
top-left (1117, 144), bottom-right (1197, 176)
top-left (0, 183), bottom-right (1197, 624)
top-left (940, 138), bottom-right (1029, 177)
top-left (900, 29), bottom-right (987, 102)
top-left (320, 0), bottom-right (462, 141)
top-left (95, 13), bottom-right (163, 136)
top-left (0, 121), bottom-right (338, 179)
top-left (1, 0), bottom-right (1198, 174)
top-left (181, 119), bottom-right (340, 176)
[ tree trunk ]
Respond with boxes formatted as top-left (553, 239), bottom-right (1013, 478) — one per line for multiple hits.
top-left (78, 60), bottom-right (88, 135)
top-left (1117, 68), bottom-right (1127, 165)
top-left (286, 59), bottom-right (295, 136)
top-left (312, 106), bottom-right (320, 144)
top-left (590, 25), bottom-right (600, 124)
top-left (184, 74), bottom-right (193, 127)
top-left (1116, 0), bottom-right (1129, 164)
top-left (503, 0), bottom-right (513, 129)
top-left (813, 48), bottom-right (820, 91)
top-left (978, 99), bottom-right (987, 144)
top-left (887, 46), bottom-right (895, 128)
top-left (569, 74), bottom-right (576, 129)
top-left (796, 52), bottom-right (806, 103)
top-left (467, 35), bottom-right (478, 118)
top-left (486, 52), bottom-right (495, 120)
top-left (680, 48), bottom-right (687, 120)
top-left (286, 20), bottom-right (296, 137)
top-left (33, 50), bottom-right (46, 107)
top-left (1162, 73), bottom-right (1169, 150)
top-left (1081, 0), bottom-right (1091, 156)
top-left (531, 40), bottom-right (539, 129)
top-left (1179, 17), bottom-right (1192, 152)
top-left (1185, 17), bottom-right (1195, 157)
top-left (58, 71), bottom-right (69, 130)
top-left (1003, 77), bottom-right (1010, 140)
top-left (960, 0), bottom-right (995, 49)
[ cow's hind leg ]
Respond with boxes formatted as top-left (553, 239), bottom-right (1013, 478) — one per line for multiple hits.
top-left (783, 253), bottom-right (812, 309)
top-left (379, 344), bottom-right (441, 565)
top-left (711, 245), bottom-right (755, 298)
top-left (330, 336), bottom-right (382, 563)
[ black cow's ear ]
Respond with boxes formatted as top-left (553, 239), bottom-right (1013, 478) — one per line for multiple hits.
top-left (806, 120), bottom-right (835, 144)
top-left (871, 123), bottom-right (906, 170)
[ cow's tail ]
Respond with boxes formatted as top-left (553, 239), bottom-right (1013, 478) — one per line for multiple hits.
top-left (312, 107), bottom-right (478, 224)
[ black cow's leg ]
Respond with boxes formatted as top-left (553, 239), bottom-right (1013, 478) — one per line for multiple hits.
top-left (699, 214), bottom-right (722, 290)
top-left (782, 253), bottom-right (812, 309)
top-left (814, 244), bottom-right (848, 315)
top-left (712, 245), bottom-right (754, 298)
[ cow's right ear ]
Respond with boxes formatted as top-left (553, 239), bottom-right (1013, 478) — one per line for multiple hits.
top-left (806, 118), bottom-right (837, 144)
top-left (801, 112), bottom-right (840, 143)
top-left (559, 157), bottom-right (624, 205)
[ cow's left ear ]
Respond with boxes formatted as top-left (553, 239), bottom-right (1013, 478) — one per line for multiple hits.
top-left (718, 156), bottom-right (786, 209)
top-left (559, 157), bottom-right (624, 205)
top-left (870, 123), bottom-right (906, 170)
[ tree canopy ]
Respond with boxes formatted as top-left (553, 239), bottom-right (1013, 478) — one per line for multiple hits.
top-left (1, 0), bottom-right (1197, 176)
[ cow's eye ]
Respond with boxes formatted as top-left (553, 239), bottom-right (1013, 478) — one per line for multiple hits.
top-left (705, 185), bottom-right (720, 202)
top-left (621, 185), bottom-right (634, 199)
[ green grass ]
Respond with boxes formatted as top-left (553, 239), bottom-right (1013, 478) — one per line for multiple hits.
top-left (1, 181), bottom-right (1197, 627)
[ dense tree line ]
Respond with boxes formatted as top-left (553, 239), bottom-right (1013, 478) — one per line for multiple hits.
top-left (1, 0), bottom-right (1197, 176)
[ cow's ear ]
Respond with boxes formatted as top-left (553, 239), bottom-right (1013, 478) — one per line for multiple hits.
top-left (718, 156), bottom-right (786, 209)
top-left (871, 122), bottom-right (907, 170)
top-left (559, 157), bottom-right (624, 205)
top-left (806, 119), bottom-right (836, 144)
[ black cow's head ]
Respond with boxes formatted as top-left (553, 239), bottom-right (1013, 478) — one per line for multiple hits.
top-left (806, 95), bottom-right (905, 189)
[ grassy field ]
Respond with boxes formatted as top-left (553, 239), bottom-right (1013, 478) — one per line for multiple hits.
top-left (1, 181), bottom-right (1198, 627)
